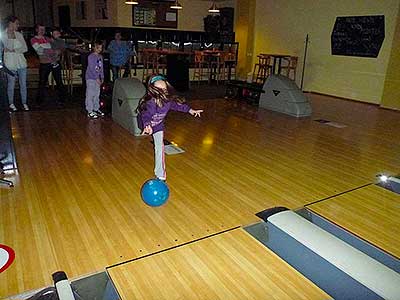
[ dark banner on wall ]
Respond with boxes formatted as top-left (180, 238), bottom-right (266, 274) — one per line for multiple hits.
top-left (331, 15), bottom-right (385, 58)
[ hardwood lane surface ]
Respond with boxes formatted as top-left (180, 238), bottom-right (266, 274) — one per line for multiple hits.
top-left (108, 228), bottom-right (331, 300)
top-left (308, 184), bottom-right (400, 258)
top-left (1, 94), bottom-right (399, 297)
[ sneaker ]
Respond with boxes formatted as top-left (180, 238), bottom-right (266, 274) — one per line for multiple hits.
top-left (23, 104), bottom-right (30, 111)
top-left (87, 112), bottom-right (98, 119)
top-left (157, 177), bottom-right (166, 182)
top-left (94, 110), bottom-right (105, 117)
top-left (9, 104), bottom-right (17, 112)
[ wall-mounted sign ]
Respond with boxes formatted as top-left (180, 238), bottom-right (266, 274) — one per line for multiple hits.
top-left (134, 6), bottom-right (157, 26)
top-left (331, 15), bottom-right (385, 58)
top-left (166, 12), bottom-right (177, 22)
top-left (132, 2), bottom-right (177, 28)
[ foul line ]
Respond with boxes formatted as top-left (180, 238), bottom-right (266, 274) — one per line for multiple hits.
top-left (304, 182), bottom-right (374, 207)
top-left (106, 225), bottom-right (241, 270)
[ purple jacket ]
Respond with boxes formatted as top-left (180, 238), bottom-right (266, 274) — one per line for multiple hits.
top-left (85, 53), bottom-right (104, 81)
top-left (138, 99), bottom-right (191, 133)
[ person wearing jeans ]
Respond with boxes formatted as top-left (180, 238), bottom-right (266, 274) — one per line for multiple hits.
top-left (1, 16), bottom-right (28, 111)
top-left (31, 24), bottom-right (67, 106)
top-left (107, 32), bottom-right (135, 82)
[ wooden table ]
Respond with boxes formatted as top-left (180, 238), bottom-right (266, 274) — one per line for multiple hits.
top-left (259, 53), bottom-right (291, 75)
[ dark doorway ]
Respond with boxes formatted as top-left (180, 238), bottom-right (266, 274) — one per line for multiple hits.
top-left (58, 5), bottom-right (71, 29)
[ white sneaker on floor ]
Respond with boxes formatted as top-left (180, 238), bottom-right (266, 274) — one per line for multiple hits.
top-left (87, 111), bottom-right (98, 119)
top-left (94, 110), bottom-right (105, 117)
top-left (9, 104), bottom-right (17, 112)
top-left (23, 104), bottom-right (30, 111)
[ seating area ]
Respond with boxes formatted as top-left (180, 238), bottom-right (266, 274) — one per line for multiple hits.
top-left (252, 53), bottom-right (298, 84)
top-left (138, 43), bottom-right (238, 84)
top-left (192, 49), bottom-right (237, 84)
top-left (225, 53), bottom-right (299, 105)
top-left (30, 41), bottom-right (239, 92)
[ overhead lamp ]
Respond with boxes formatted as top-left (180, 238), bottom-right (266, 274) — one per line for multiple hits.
top-left (125, 0), bottom-right (138, 4)
top-left (208, 1), bottom-right (220, 13)
top-left (170, 0), bottom-right (182, 10)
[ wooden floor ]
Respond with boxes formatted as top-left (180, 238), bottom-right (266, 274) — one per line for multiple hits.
top-left (1, 93), bottom-right (399, 297)
top-left (308, 184), bottom-right (400, 259)
top-left (108, 228), bottom-right (330, 300)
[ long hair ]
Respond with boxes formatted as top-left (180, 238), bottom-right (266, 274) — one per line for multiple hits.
top-left (4, 16), bottom-right (18, 29)
top-left (137, 74), bottom-right (186, 112)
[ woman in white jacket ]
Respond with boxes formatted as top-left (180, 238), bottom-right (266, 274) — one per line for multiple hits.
top-left (1, 16), bottom-right (29, 111)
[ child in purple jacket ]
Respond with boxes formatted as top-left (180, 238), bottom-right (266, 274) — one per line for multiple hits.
top-left (138, 75), bottom-right (203, 181)
top-left (85, 41), bottom-right (105, 119)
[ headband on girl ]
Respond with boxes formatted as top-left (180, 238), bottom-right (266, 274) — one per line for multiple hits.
top-left (150, 75), bottom-right (166, 84)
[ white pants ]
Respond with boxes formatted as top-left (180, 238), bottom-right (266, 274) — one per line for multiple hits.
top-left (85, 79), bottom-right (100, 112)
top-left (153, 131), bottom-right (166, 180)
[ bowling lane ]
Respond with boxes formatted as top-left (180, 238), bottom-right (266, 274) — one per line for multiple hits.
top-left (108, 228), bottom-right (330, 300)
top-left (308, 185), bottom-right (400, 259)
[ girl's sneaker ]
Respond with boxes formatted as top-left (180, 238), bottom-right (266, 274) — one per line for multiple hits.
top-left (23, 104), bottom-right (30, 111)
top-left (87, 111), bottom-right (98, 119)
top-left (9, 104), bottom-right (17, 112)
top-left (94, 110), bottom-right (105, 117)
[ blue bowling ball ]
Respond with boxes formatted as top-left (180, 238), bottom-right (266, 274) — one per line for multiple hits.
top-left (141, 179), bottom-right (170, 206)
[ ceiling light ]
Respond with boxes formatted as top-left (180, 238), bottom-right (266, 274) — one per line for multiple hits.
top-left (170, 0), bottom-right (182, 10)
top-left (208, 2), bottom-right (220, 13)
top-left (125, 1), bottom-right (138, 5)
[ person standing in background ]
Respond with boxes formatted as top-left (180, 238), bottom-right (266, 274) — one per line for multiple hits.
top-left (31, 24), bottom-right (67, 106)
top-left (85, 40), bottom-right (104, 119)
top-left (107, 31), bottom-right (135, 82)
top-left (1, 16), bottom-right (29, 111)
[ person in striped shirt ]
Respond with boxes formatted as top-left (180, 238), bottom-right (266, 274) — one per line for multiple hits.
top-left (31, 24), bottom-right (67, 106)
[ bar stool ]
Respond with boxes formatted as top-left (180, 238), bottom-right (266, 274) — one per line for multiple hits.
top-left (252, 55), bottom-right (271, 84)
top-left (155, 52), bottom-right (167, 75)
top-left (61, 52), bottom-right (69, 85)
top-left (63, 51), bottom-right (82, 94)
top-left (280, 56), bottom-right (298, 80)
top-left (223, 52), bottom-right (237, 81)
top-left (193, 51), bottom-right (208, 83)
top-left (208, 52), bottom-right (225, 85)
top-left (142, 50), bottom-right (157, 82)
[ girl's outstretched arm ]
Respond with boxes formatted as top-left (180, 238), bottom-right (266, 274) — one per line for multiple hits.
top-left (169, 100), bottom-right (191, 113)
top-left (189, 109), bottom-right (203, 117)
top-left (169, 101), bottom-right (203, 117)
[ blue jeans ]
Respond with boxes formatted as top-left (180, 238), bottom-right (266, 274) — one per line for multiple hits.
top-left (7, 68), bottom-right (27, 105)
top-left (111, 63), bottom-right (130, 82)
